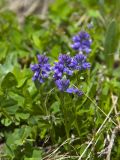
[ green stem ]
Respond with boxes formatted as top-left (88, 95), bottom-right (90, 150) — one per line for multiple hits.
top-left (61, 93), bottom-right (69, 139)
top-left (73, 98), bottom-right (81, 137)
top-left (49, 116), bottom-right (56, 144)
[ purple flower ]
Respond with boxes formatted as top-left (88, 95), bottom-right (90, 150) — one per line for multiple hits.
top-left (30, 54), bottom-right (51, 83)
top-left (58, 54), bottom-right (72, 66)
top-left (55, 79), bottom-right (70, 91)
top-left (52, 54), bottom-right (73, 80)
top-left (52, 62), bottom-right (64, 80)
top-left (71, 54), bottom-right (91, 70)
top-left (79, 31), bottom-right (90, 39)
top-left (71, 31), bottom-right (92, 54)
top-left (55, 79), bottom-right (83, 96)
top-left (71, 42), bottom-right (81, 50)
top-left (59, 54), bottom-right (73, 75)
top-left (37, 55), bottom-right (49, 64)
top-left (30, 31), bottom-right (92, 98)
top-left (66, 87), bottom-right (83, 96)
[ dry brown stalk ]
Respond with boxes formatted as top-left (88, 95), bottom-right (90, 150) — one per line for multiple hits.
top-left (106, 126), bottom-right (120, 160)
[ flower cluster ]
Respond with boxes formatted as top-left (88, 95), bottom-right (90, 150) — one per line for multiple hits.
top-left (71, 31), bottom-right (92, 54)
top-left (55, 79), bottom-right (83, 96)
top-left (71, 53), bottom-right (91, 70)
top-left (52, 54), bottom-right (73, 80)
top-left (31, 31), bottom-right (92, 96)
top-left (30, 55), bottom-right (51, 83)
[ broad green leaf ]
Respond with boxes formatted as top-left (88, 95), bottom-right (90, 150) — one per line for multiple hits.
top-left (32, 32), bottom-right (42, 49)
top-left (50, 101), bottom-right (60, 113)
top-left (0, 42), bottom-right (8, 60)
top-left (32, 149), bottom-right (42, 158)
top-left (13, 67), bottom-right (32, 88)
top-left (15, 112), bottom-right (30, 121)
top-left (1, 118), bottom-right (12, 126)
top-left (1, 72), bottom-right (17, 90)
top-left (6, 127), bottom-right (32, 147)
top-left (104, 20), bottom-right (118, 68)
top-left (0, 96), bottom-right (18, 115)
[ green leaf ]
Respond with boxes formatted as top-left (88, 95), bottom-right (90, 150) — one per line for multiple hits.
top-left (1, 72), bottom-right (17, 90)
top-left (1, 118), bottom-right (12, 126)
top-left (0, 42), bottom-right (8, 60)
top-left (13, 67), bottom-right (32, 88)
top-left (32, 32), bottom-right (42, 49)
top-left (104, 20), bottom-right (118, 68)
top-left (50, 101), bottom-right (60, 113)
top-left (6, 126), bottom-right (32, 147)
top-left (0, 96), bottom-right (18, 116)
top-left (15, 112), bottom-right (30, 121)
top-left (32, 149), bottom-right (42, 158)
top-left (51, 45), bottom-right (61, 59)
top-left (39, 128), bottom-right (47, 139)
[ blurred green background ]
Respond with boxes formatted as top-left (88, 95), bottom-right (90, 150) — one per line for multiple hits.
top-left (0, 0), bottom-right (120, 159)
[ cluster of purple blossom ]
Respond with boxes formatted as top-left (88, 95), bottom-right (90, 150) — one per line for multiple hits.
top-left (30, 55), bottom-right (51, 83)
top-left (71, 31), bottom-right (92, 54)
top-left (30, 31), bottom-right (92, 96)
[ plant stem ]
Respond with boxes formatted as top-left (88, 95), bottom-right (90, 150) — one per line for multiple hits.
top-left (61, 93), bottom-right (69, 139)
